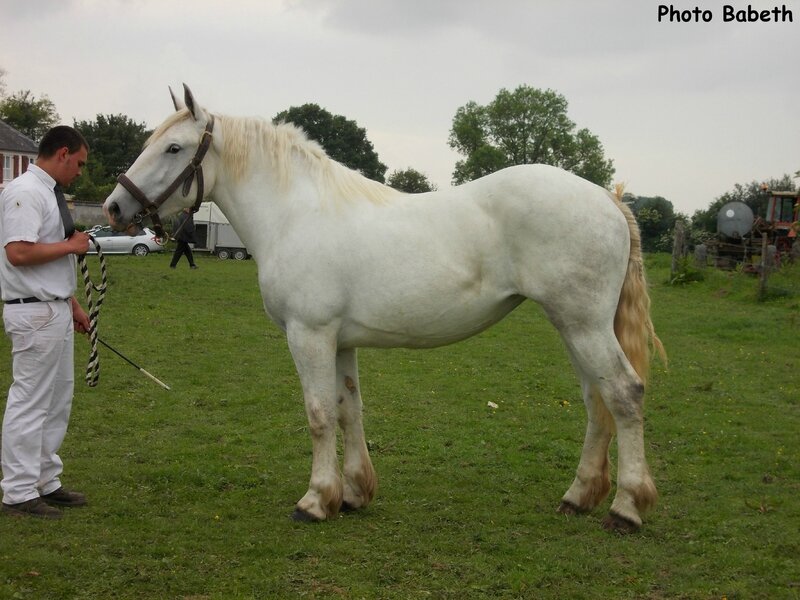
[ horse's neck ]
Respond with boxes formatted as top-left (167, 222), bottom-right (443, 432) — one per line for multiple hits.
top-left (208, 191), bottom-right (260, 258)
top-left (210, 140), bottom-right (395, 258)
top-left (210, 174), bottom-right (301, 260)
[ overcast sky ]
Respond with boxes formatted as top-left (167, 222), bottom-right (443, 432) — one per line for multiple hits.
top-left (1, 0), bottom-right (798, 215)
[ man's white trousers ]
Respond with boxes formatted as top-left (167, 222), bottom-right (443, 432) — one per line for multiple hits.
top-left (2, 300), bottom-right (74, 505)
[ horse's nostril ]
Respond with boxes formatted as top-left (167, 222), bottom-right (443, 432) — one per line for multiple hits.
top-left (108, 202), bottom-right (121, 218)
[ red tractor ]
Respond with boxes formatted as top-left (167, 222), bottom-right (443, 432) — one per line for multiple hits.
top-left (763, 189), bottom-right (800, 254)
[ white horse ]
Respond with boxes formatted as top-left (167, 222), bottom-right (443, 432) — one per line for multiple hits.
top-left (104, 86), bottom-right (665, 532)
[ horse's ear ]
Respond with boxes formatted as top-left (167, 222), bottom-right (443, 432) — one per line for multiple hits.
top-left (183, 83), bottom-right (200, 120)
top-left (169, 86), bottom-right (185, 111)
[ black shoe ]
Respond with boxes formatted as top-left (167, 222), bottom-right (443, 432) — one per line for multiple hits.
top-left (2, 498), bottom-right (62, 519)
top-left (41, 487), bottom-right (87, 507)
top-left (190, 265), bottom-right (198, 269)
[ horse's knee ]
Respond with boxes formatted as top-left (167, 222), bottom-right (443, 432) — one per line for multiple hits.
top-left (306, 402), bottom-right (335, 438)
top-left (343, 375), bottom-right (358, 395)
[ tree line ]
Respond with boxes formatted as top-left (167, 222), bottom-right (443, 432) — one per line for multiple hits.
top-left (1, 67), bottom-right (796, 250)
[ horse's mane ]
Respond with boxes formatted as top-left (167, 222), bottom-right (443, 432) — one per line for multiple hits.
top-left (147, 110), bottom-right (399, 205)
top-left (219, 114), bottom-right (399, 205)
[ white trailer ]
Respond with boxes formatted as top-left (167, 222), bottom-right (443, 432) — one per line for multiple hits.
top-left (192, 202), bottom-right (250, 260)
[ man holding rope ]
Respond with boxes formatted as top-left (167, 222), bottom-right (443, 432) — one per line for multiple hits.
top-left (0, 126), bottom-right (91, 519)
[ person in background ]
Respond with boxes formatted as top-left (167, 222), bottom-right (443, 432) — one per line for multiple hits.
top-left (0, 126), bottom-right (92, 519)
top-left (170, 207), bottom-right (198, 269)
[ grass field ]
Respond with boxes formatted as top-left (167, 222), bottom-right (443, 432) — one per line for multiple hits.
top-left (0, 252), bottom-right (798, 599)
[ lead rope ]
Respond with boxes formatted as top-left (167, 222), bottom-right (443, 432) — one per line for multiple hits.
top-left (77, 236), bottom-right (108, 387)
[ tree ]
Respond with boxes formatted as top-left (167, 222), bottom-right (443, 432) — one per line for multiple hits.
top-left (69, 154), bottom-right (117, 204)
top-left (449, 85), bottom-right (614, 187)
top-left (387, 168), bottom-right (436, 193)
top-left (273, 104), bottom-right (387, 183)
top-left (627, 195), bottom-right (678, 252)
top-left (70, 114), bottom-right (151, 202)
top-left (0, 67), bottom-right (7, 97)
top-left (74, 114), bottom-right (151, 179)
top-left (0, 90), bottom-right (59, 142)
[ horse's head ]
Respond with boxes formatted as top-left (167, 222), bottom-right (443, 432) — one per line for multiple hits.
top-left (104, 84), bottom-right (218, 236)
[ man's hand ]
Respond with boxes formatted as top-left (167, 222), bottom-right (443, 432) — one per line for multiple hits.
top-left (71, 298), bottom-right (91, 334)
top-left (66, 231), bottom-right (91, 255)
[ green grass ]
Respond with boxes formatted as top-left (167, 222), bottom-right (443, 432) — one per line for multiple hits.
top-left (0, 252), bottom-right (798, 599)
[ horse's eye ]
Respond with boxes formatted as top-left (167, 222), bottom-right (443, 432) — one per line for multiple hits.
top-left (166, 144), bottom-right (181, 154)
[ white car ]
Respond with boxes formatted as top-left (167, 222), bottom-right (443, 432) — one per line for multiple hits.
top-left (86, 226), bottom-right (165, 256)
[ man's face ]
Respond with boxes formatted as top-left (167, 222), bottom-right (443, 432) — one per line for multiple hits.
top-left (56, 146), bottom-right (88, 186)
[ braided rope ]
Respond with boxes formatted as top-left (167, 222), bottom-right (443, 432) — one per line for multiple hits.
top-left (77, 236), bottom-right (108, 387)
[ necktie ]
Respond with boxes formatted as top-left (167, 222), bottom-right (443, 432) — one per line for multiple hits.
top-left (54, 185), bottom-right (75, 238)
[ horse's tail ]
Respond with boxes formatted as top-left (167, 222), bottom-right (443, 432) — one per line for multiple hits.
top-left (610, 184), bottom-right (667, 386)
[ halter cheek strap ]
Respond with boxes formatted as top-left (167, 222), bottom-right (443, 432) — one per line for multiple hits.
top-left (117, 115), bottom-right (215, 238)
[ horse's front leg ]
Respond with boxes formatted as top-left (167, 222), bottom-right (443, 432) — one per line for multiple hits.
top-left (336, 348), bottom-right (376, 512)
top-left (287, 323), bottom-right (343, 522)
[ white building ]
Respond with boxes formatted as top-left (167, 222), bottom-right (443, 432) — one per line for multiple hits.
top-left (0, 119), bottom-right (38, 193)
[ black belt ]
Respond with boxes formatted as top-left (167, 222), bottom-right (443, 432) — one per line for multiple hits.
top-left (4, 297), bottom-right (67, 305)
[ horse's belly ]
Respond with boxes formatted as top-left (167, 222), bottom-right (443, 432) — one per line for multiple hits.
top-left (338, 293), bottom-right (525, 349)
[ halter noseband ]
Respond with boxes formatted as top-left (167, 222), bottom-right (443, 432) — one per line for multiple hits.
top-left (116, 115), bottom-right (215, 239)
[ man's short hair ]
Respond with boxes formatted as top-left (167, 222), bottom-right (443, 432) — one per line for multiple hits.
top-left (38, 126), bottom-right (89, 158)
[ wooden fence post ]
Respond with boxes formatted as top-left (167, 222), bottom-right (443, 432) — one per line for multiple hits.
top-left (758, 233), bottom-right (769, 300)
top-left (671, 220), bottom-right (686, 279)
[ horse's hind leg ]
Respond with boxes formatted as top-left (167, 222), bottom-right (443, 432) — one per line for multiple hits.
top-left (560, 328), bottom-right (657, 531)
top-left (335, 348), bottom-right (376, 512)
top-left (558, 374), bottom-right (613, 516)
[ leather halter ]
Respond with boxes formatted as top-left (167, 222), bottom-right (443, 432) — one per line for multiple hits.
top-left (117, 115), bottom-right (215, 239)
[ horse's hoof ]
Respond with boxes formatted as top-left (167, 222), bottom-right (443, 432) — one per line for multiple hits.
top-left (291, 508), bottom-right (322, 523)
top-left (601, 512), bottom-right (640, 534)
top-left (557, 500), bottom-right (584, 516)
top-left (340, 501), bottom-right (360, 513)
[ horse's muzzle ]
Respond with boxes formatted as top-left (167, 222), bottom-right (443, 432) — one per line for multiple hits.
top-left (103, 200), bottom-right (138, 233)
top-left (106, 200), bottom-right (122, 223)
